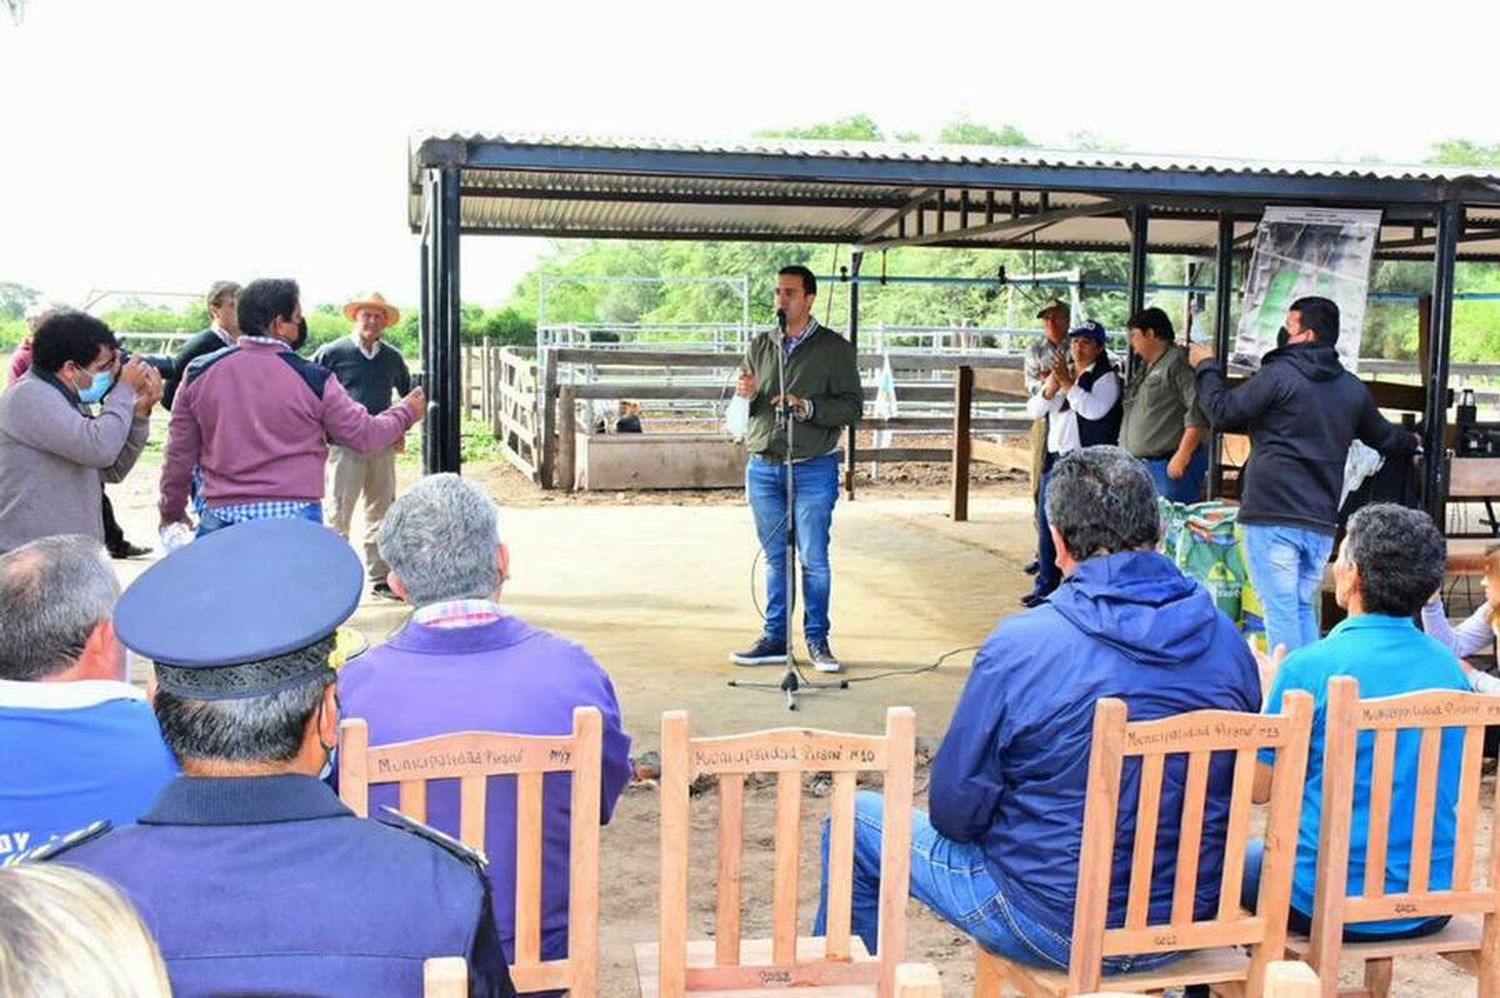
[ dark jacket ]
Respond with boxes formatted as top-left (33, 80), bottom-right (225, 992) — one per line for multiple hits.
top-left (164, 327), bottom-right (232, 410)
top-left (929, 550), bottom-right (1261, 938)
top-left (1194, 342), bottom-right (1415, 535)
top-left (741, 322), bottom-right (862, 461)
top-left (53, 775), bottom-right (515, 998)
top-left (1075, 356), bottom-right (1123, 449)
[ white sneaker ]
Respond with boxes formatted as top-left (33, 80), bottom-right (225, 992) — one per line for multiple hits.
top-left (807, 640), bottom-right (842, 673)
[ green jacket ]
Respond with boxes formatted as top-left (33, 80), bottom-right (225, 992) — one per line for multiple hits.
top-left (741, 323), bottom-right (862, 460)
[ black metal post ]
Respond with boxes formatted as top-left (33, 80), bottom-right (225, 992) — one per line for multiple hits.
top-left (433, 165), bottom-right (463, 474)
top-left (1127, 204), bottom-right (1150, 319)
top-left (845, 250), bottom-right (862, 499)
top-left (1209, 212), bottom-right (1235, 498)
top-left (419, 197), bottom-right (435, 475)
top-left (1423, 200), bottom-right (1462, 524)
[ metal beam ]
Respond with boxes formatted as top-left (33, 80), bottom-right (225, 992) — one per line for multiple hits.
top-left (432, 165), bottom-right (463, 474)
top-left (419, 187), bottom-right (436, 475)
top-left (857, 199), bottom-right (1130, 252)
top-left (451, 140), bottom-right (1483, 206)
top-left (850, 186), bottom-right (939, 241)
top-left (1423, 200), bottom-right (1462, 523)
top-left (1209, 213), bottom-right (1235, 499)
top-left (1127, 205), bottom-right (1150, 318)
top-left (846, 251), bottom-right (862, 500)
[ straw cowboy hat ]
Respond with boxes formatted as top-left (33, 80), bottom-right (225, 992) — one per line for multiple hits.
top-left (343, 292), bottom-right (401, 325)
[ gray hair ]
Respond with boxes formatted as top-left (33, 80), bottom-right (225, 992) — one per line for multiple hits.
top-left (22, 301), bottom-right (55, 334)
top-left (0, 536), bottom-right (120, 681)
top-left (153, 645), bottom-right (335, 764)
top-left (1043, 446), bottom-right (1161, 561)
top-left (377, 473), bottom-right (501, 606)
top-left (1341, 503), bottom-right (1445, 617)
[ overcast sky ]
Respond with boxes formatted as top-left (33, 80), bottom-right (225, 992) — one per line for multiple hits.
top-left (3, 0), bottom-right (1496, 310)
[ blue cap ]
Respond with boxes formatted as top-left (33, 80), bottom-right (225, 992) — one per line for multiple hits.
top-left (1068, 320), bottom-right (1107, 345)
top-left (115, 519), bottom-right (362, 697)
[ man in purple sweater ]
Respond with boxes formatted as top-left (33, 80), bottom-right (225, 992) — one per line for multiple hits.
top-left (338, 473), bottom-right (631, 995)
top-left (159, 278), bottom-right (427, 535)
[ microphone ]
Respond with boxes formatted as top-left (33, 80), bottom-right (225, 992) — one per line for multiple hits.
top-left (776, 308), bottom-right (788, 337)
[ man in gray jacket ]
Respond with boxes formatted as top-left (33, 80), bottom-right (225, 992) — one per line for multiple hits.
top-left (0, 312), bottom-right (161, 554)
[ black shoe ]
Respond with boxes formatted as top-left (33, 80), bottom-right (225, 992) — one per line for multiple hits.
top-left (1023, 559), bottom-right (1040, 576)
top-left (108, 542), bottom-right (152, 560)
top-left (1020, 589), bottom-right (1054, 608)
top-left (807, 640), bottom-right (842, 674)
top-left (371, 582), bottom-right (400, 601)
top-left (729, 635), bottom-right (787, 666)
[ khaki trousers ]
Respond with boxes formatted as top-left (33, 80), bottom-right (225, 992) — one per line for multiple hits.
top-left (328, 444), bottom-right (397, 582)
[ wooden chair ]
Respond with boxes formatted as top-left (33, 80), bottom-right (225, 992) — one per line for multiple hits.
top-left (975, 690), bottom-right (1315, 996)
top-left (1284, 676), bottom-right (1500, 997)
top-left (636, 706), bottom-right (939, 998)
top-left (424, 956), bottom-right (467, 998)
top-left (340, 706), bottom-right (604, 997)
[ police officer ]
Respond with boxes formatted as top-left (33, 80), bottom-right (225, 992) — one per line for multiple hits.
top-left (24, 518), bottom-right (515, 998)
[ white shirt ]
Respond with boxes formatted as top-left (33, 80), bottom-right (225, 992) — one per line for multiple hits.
top-left (211, 324), bottom-right (235, 347)
top-left (1025, 367), bottom-right (1121, 455)
top-left (350, 332), bottom-right (379, 361)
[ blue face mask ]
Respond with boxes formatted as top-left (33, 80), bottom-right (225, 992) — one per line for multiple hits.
top-left (77, 369), bottom-right (114, 404)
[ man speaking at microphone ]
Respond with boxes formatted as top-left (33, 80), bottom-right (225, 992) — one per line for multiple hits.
top-left (729, 265), bottom-right (862, 673)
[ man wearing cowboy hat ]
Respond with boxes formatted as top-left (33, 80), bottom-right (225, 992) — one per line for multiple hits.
top-left (313, 292), bottom-right (412, 599)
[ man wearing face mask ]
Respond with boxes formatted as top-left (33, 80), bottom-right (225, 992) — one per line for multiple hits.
top-left (1190, 296), bottom-right (1417, 657)
top-left (159, 278), bottom-right (426, 537)
top-left (0, 312), bottom-right (161, 554)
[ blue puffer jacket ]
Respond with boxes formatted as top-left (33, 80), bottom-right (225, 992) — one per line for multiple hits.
top-left (930, 550), bottom-right (1261, 937)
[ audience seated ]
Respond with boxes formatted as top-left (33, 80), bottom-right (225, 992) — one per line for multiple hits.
top-left (814, 445), bottom-right (1260, 973)
top-left (339, 473), bottom-right (631, 993)
top-left (1420, 542), bottom-right (1500, 690)
top-left (0, 535), bottom-right (175, 863)
top-left (35, 519), bottom-right (516, 998)
top-left (1250, 503), bottom-right (1466, 940)
top-left (0, 863), bottom-right (171, 998)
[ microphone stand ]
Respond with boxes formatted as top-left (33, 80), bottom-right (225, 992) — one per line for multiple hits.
top-left (729, 308), bottom-right (847, 710)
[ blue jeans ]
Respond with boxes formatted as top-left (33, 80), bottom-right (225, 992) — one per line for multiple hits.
top-left (197, 502), bottom-right (325, 537)
top-left (812, 792), bottom-right (1179, 975)
top-left (1034, 457), bottom-right (1060, 593)
top-left (1241, 524), bottom-right (1333, 654)
top-left (747, 452), bottom-right (839, 643)
top-left (1143, 447), bottom-right (1208, 504)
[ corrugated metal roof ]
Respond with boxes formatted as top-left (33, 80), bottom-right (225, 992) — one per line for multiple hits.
top-left (407, 132), bottom-right (1500, 259)
top-left (412, 131), bottom-right (1500, 184)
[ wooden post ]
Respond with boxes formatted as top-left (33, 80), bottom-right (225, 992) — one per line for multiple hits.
top-left (1417, 293), bottom-right (1433, 392)
top-left (559, 385), bottom-right (577, 493)
top-left (950, 365), bottom-right (974, 522)
top-left (481, 337), bottom-right (493, 426)
top-left (540, 351), bottom-right (558, 489)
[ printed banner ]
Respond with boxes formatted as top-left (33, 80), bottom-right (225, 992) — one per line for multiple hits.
top-left (1232, 206), bottom-right (1383, 372)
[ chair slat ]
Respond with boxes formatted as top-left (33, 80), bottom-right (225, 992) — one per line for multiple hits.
top-left (567, 707), bottom-right (603, 998)
top-left (459, 775), bottom-right (487, 851)
top-left (658, 712), bottom-right (692, 998)
top-left (1364, 729), bottom-right (1397, 899)
top-left (515, 771), bottom-right (544, 967)
top-left (824, 771), bottom-right (858, 960)
top-left (714, 775), bottom-right (744, 966)
top-left (1454, 725), bottom-right (1486, 891)
top-left (399, 779), bottom-right (427, 822)
top-left (1216, 748), bottom-right (1258, 921)
top-left (771, 770), bottom-right (802, 966)
top-left (1170, 751), bottom-right (1212, 926)
top-left (1125, 753), bottom-right (1166, 930)
top-left (1408, 726), bottom-right (1444, 894)
top-left (876, 707), bottom-right (917, 998)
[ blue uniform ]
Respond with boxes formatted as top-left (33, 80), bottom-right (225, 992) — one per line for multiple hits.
top-left (50, 774), bottom-right (515, 998)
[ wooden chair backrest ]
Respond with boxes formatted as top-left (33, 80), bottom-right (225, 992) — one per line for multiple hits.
top-left (657, 706), bottom-right (916, 998)
top-left (1306, 676), bottom-right (1500, 976)
top-left (423, 956), bottom-right (467, 998)
top-left (339, 707), bottom-right (604, 997)
top-left (1067, 691), bottom-right (1315, 995)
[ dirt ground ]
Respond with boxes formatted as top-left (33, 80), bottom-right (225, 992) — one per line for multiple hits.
top-left (103, 459), bottom-right (1482, 995)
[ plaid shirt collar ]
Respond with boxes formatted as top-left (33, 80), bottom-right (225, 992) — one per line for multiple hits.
top-left (412, 598), bottom-right (505, 629)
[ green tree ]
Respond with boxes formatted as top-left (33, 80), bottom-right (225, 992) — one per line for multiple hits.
top-left (755, 114), bottom-right (884, 142)
top-left (0, 281), bottom-right (43, 320)
top-left (1427, 139), bottom-right (1500, 166)
top-left (937, 117), bottom-right (1031, 147)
